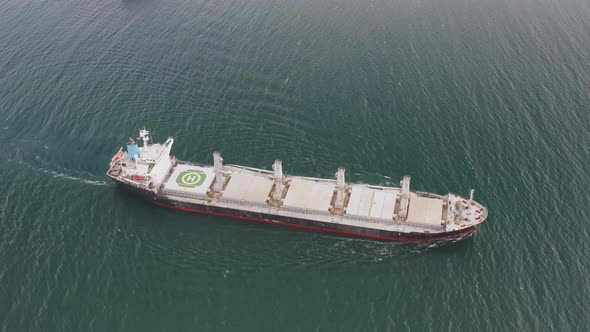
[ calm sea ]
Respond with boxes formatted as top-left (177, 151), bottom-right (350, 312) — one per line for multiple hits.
top-left (1, 0), bottom-right (589, 330)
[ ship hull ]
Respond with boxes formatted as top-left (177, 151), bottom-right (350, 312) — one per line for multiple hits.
top-left (117, 181), bottom-right (477, 242)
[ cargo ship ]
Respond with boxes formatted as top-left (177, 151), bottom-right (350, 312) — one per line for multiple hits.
top-left (107, 130), bottom-right (488, 242)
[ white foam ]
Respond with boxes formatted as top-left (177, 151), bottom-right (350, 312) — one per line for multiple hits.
top-left (39, 168), bottom-right (109, 186)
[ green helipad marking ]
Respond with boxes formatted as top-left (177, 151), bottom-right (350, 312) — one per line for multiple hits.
top-left (176, 169), bottom-right (207, 187)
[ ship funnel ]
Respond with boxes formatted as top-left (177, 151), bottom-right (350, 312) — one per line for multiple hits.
top-left (127, 139), bottom-right (140, 161)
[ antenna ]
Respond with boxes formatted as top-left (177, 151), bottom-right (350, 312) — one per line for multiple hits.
top-left (139, 129), bottom-right (150, 147)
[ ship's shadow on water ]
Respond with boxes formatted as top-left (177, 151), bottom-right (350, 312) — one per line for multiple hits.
top-left (323, 234), bottom-right (477, 261)
top-left (116, 186), bottom-right (478, 264)
top-left (112, 188), bottom-right (479, 278)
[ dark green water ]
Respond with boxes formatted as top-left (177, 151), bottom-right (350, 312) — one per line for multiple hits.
top-left (1, 0), bottom-right (589, 330)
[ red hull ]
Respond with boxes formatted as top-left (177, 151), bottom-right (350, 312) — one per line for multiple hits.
top-left (153, 201), bottom-right (478, 242)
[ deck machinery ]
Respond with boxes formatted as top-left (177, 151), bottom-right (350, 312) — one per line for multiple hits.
top-left (107, 130), bottom-right (488, 242)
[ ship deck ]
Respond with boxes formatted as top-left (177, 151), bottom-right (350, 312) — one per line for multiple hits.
top-left (157, 161), bottom-right (485, 235)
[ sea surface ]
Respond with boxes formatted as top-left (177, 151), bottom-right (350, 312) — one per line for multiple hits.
top-left (1, 0), bottom-right (589, 330)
